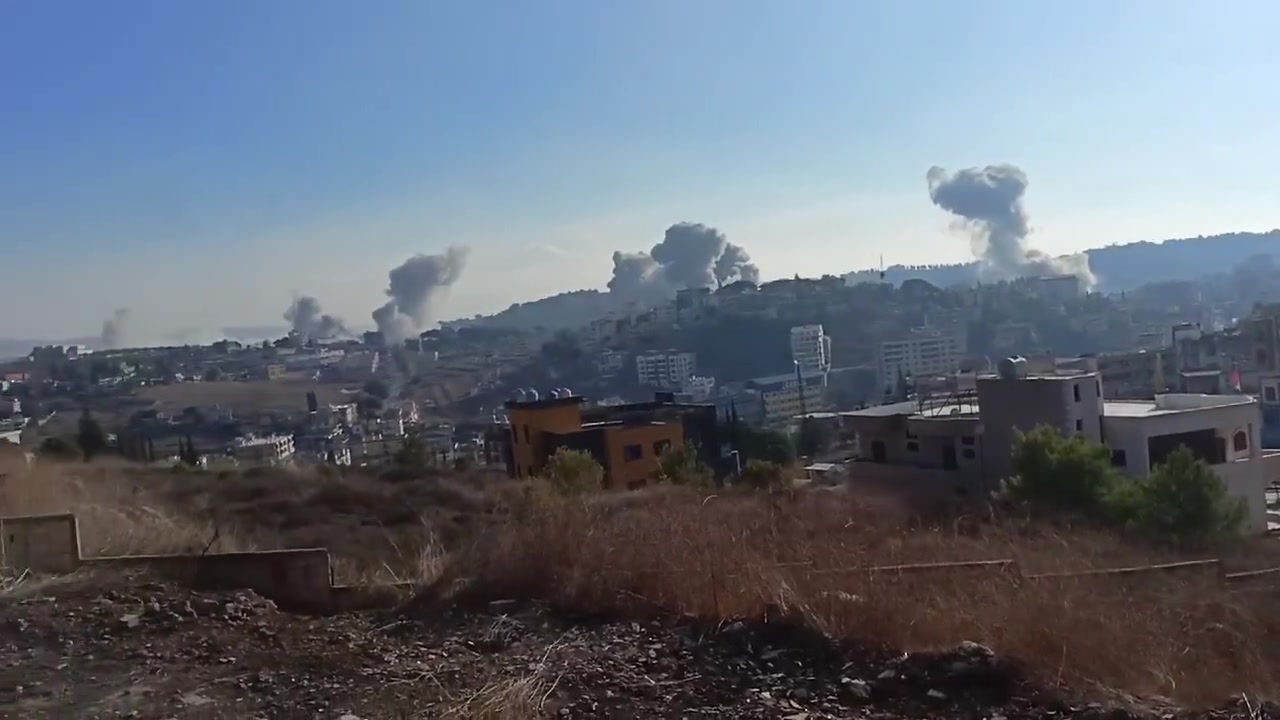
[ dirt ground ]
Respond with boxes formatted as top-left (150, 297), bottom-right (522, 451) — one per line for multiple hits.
top-left (137, 380), bottom-right (360, 414)
top-left (2, 570), bottom-right (1266, 720)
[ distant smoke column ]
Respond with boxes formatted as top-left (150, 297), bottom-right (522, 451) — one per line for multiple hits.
top-left (607, 251), bottom-right (665, 303)
top-left (283, 296), bottom-right (348, 339)
top-left (926, 164), bottom-right (1095, 286)
top-left (649, 223), bottom-right (725, 290)
top-left (372, 246), bottom-right (468, 342)
top-left (714, 242), bottom-right (760, 285)
top-left (100, 308), bottom-right (131, 349)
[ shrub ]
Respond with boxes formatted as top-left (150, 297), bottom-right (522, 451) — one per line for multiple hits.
top-left (541, 448), bottom-right (604, 496)
top-left (739, 459), bottom-right (784, 491)
top-left (657, 445), bottom-right (712, 488)
top-left (1005, 425), bottom-right (1121, 517)
top-left (1119, 446), bottom-right (1246, 548)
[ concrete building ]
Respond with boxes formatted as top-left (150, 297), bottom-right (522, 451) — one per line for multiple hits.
top-left (500, 391), bottom-right (721, 488)
top-left (745, 371), bottom-right (828, 426)
top-left (843, 360), bottom-right (1279, 534)
top-left (1029, 274), bottom-right (1082, 304)
top-left (1102, 394), bottom-right (1274, 534)
top-left (636, 350), bottom-right (696, 389)
top-left (876, 328), bottom-right (966, 396)
top-left (1260, 373), bottom-right (1280, 448)
top-left (790, 324), bottom-right (832, 374)
top-left (233, 434), bottom-right (295, 464)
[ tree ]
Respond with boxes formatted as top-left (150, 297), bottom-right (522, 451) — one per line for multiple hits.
top-left (1119, 447), bottom-right (1246, 548)
top-left (1006, 425), bottom-right (1121, 517)
top-left (203, 366), bottom-right (224, 382)
top-left (740, 459), bottom-right (785, 491)
top-left (796, 418), bottom-right (833, 459)
top-left (657, 444), bottom-right (712, 487)
top-left (731, 424), bottom-right (795, 466)
top-left (541, 448), bottom-right (605, 496)
top-left (77, 410), bottom-right (107, 461)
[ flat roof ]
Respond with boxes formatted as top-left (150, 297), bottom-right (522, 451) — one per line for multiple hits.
top-left (1104, 396), bottom-right (1254, 419)
top-left (838, 400), bottom-right (918, 418)
top-left (504, 395), bottom-right (585, 410)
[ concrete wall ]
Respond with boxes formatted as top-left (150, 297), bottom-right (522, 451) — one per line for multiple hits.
top-left (978, 374), bottom-right (1103, 482)
top-left (0, 513), bottom-right (81, 574)
top-left (83, 548), bottom-right (333, 612)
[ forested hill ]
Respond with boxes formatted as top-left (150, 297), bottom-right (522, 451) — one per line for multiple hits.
top-left (845, 230), bottom-right (1280, 291)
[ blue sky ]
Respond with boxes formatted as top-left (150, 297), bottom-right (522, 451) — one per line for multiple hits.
top-left (2, 0), bottom-right (1277, 341)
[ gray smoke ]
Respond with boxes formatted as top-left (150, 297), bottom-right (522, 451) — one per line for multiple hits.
top-left (927, 164), bottom-right (1095, 287)
top-left (100, 308), bottom-right (131, 349)
top-left (608, 222), bottom-right (759, 302)
top-left (373, 246), bottom-right (468, 342)
top-left (284, 296), bottom-right (348, 339)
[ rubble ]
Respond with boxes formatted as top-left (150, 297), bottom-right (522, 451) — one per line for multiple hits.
top-left (0, 573), bottom-right (1274, 718)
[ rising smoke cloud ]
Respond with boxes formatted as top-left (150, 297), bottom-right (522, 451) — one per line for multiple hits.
top-left (100, 308), bottom-right (130, 349)
top-left (283, 296), bottom-right (348, 340)
top-left (607, 222), bottom-right (759, 303)
top-left (372, 246), bottom-right (469, 342)
top-left (927, 164), bottom-right (1095, 287)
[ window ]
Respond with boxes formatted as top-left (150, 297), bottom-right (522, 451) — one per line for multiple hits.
top-left (1266, 387), bottom-right (1278, 403)
top-left (1233, 430), bottom-right (1249, 453)
top-left (1073, 384), bottom-right (1081, 402)
top-left (960, 435), bottom-right (975, 446)
top-left (961, 448), bottom-right (976, 460)
top-left (1111, 449), bottom-right (1127, 468)
top-left (523, 425), bottom-right (530, 444)
top-left (653, 439), bottom-right (672, 456)
top-left (1096, 380), bottom-right (1101, 398)
top-left (511, 427), bottom-right (519, 445)
top-left (1075, 419), bottom-right (1083, 432)
top-left (906, 441), bottom-right (919, 452)
top-left (623, 444), bottom-right (643, 462)
top-left (1259, 350), bottom-right (1270, 367)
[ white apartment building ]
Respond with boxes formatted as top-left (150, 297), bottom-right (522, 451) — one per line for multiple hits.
top-left (1102, 394), bottom-right (1277, 534)
top-left (636, 351), bottom-right (697, 389)
top-left (233, 434), bottom-right (295, 464)
top-left (790, 325), bottom-right (832, 374)
top-left (876, 328), bottom-right (967, 395)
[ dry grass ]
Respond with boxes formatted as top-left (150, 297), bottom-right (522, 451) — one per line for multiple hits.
top-left (439, 644), bottom-right (561, 719)
top-left (453, 482), bottom-right (1280, 707)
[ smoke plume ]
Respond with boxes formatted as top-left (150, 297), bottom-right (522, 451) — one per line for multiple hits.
top-left (372, 246), bottom-right (468, 342)
top-left (927, 164), bottom-right (1095, 287)
top-left (100, 308), bottom-right (131, 349)
top-left (607, 222), bottom-right (759, 303)
top-left (284, 296), bottom-right (348, 339)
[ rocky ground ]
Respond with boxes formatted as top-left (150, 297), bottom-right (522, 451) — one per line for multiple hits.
top-left (0, 570), bottom-right (1273, 719)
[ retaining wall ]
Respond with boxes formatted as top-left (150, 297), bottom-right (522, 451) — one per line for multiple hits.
top-left (0, 513), bottom-right (81, 574)
top-left (82, 548), bottom-right (333, 612)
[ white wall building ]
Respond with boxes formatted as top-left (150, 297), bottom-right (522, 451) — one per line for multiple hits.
top-left (877, 328), bottom-right (967, 395)
top-left (1102, 394), bottom-right (1276, 534)
top-left (790, 324), bottom-right (832, 374)
top-left (233, 434), bottom-right (295, 464)
top-left (636, 351), bottom-right (697, 389)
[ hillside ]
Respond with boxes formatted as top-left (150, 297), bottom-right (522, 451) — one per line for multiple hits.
top-left (846, 230), bottom-right (1280, 291)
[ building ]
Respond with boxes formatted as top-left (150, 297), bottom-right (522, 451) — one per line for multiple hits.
top-left (790, 324), bottom-right (832, 374)
top-left (842, 359), bottom-right (1279, 534)
top-left (265, 363), bottom-right (287, 381)
top-left (1030, 274), bottom-right (1082, 304)
top-left (1102, 394), bottom-right (1274, 534)
top-left (500, 391), bottom-right (720, 488)
top-left (0, 397), bottom-right (20, 416)
top-left (233, 434), bottom-right (295, 464)
top-left (745, 371), bottom-right (828, 426)
top-left (1260, 373), bottom-right (1280, 448)
top-left (636, 351), bottom-right (696, 389)
top-left (876, 328), bottom-right (966, 397)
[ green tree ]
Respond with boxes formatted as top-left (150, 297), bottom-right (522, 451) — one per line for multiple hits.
top-left (739, 459), bottom-right (785, 491)
top-left (77, 410), bottom-right (107, 461)
top-left (362, 378), bottom-right (390, 400)
top-left (733, 425), bottom-right (795, 466)
top-left (1006, 425), bottom-right (1121, 517)
top-left (541, 448), bottom-right (605, 496)
top-left (1120, 447), bottom-right (1246, 548)
top-left (657, 444), bottom-right (712, 487)
top-left (203, 366), bottom-right (224, 382)
top-left (796, 418), bottom-right (833, 459)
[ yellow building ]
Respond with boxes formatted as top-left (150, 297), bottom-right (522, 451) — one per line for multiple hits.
top-left (505, 394), bottom-right (686, 489)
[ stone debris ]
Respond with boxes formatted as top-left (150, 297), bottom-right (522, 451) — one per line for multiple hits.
top-left (0, 573), bottom-right (1274, 719)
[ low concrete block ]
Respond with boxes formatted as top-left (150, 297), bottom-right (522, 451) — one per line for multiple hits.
top-left (85, 548), bottom-right (333, 612)
top-left (0, 513), bottom-right (81, 574)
